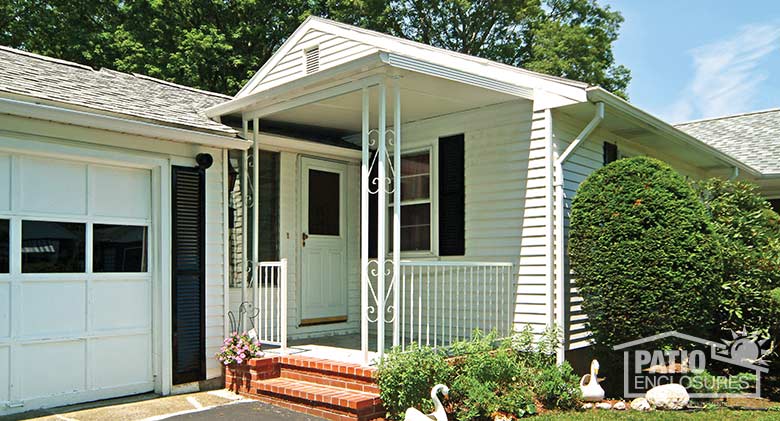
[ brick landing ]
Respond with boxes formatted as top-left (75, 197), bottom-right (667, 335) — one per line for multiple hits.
top-left (226, 355), bottom-right (384, 421)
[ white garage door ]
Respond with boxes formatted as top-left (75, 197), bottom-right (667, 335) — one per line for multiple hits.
top-left (0, 152), bottom-right (154, 414)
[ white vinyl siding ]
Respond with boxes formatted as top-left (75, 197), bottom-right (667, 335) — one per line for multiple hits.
top-left (397, 100), bottom-right (551, 334)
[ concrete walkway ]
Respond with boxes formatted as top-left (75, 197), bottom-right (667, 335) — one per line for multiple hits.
top-left (4, 390), bottom-right (258, 421)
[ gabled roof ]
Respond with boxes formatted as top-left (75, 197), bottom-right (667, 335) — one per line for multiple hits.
top-left (675, 108), bottom-right (780, 175)
top-left (234, 16), bottom-right (588, 102)
top-left (0, 46), bottom-right (237, 137)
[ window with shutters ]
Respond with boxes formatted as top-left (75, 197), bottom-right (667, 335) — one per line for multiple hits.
top-left (389, 150), bottom-right (432, 253)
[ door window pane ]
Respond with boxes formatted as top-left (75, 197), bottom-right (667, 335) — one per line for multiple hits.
top-left (22, 221), bottom-right (85, 273)
top-left (94, 224), bottom-right (148, 272)
top-left (0, 219), bottom-right (8, 273)
top-left (308, 169), bottom-right (340, 235)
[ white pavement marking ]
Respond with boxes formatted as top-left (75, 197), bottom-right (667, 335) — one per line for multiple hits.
top-left (186, 397), bottom-right (203, 409)
top-left (54, 415), bottom-right (80, 421)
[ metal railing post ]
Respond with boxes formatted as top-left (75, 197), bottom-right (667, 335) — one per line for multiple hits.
top-left (280, 258), bottom-right (288, 354)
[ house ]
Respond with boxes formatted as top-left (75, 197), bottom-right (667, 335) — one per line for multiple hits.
top-left (675, 108), bottom-right (780, 211)
top-left (0, 16), bottom-right (772, 416)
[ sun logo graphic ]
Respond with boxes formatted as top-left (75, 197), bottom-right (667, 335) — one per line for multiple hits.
top-left (716, 329), bottom-right (772, 367)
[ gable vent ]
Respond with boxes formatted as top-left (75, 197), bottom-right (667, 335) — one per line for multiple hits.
top-left (304, 46), bottom-right (320, 74)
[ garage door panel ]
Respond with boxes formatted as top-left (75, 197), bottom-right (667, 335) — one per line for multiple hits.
top-left (91, 166), bottom-right (151, 219)
top-left (0, 283), bottom-right (8, 338)
top-left (91, 279), bottom-right (150, 331)
top-left (21, 281), bottom-right (86, 337)
top-left (0, 346), bottom-right (8, 402)
top-left (90, 335), bottom-right (151, 389)
top-left (0, 155), bottom-right (9, 212)
top-left (22, 340), bottom-right (86, 399)
top-left (19, 157), bottom-right (87, 215)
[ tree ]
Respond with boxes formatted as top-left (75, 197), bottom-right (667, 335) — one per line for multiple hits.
top-left (568, 157), bottom-right (722, 349)
top-left (1, 0), bottom-right (631, 97)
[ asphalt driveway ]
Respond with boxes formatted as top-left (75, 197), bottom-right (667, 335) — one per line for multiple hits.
top-left (167, 401), bottom-right (326, 421)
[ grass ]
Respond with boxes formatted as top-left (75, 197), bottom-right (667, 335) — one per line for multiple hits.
top-left (534, 409), bottom-right (780, 420)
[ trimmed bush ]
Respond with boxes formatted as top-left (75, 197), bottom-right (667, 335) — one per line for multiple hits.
top-left (569, 156), bottom-right (722, 348)
top-left (693, 178), bottom-right (780, 335)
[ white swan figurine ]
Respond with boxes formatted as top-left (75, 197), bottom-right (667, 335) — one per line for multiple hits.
top-left (579, 360), bottom-right (605, 402)
top-left (404, 384), bottom-right (449, 421)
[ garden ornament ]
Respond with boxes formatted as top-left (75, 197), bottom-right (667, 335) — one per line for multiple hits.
top-left (404, 384), bottom-right (449, 421)
top-left (579, 360), bottom-right (605, 402)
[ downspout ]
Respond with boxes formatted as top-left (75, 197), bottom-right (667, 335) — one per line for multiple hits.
top-left (552, 102), bottom-right (605, 364)
top-left (730, 166), bottom-right (740, 180)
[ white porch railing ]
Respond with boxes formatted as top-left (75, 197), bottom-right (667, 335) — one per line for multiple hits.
top-left (396, 261), bottom-right (515, 351)
top-left (248, 259), bottom-right (288, 353)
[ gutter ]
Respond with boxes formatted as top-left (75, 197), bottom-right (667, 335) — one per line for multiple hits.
top-left (552, 102), bottom-right (605, 364)
top-left (585, 87), bottom-right (760, 177)
top-left (0, 97), bottom-right (251, 150)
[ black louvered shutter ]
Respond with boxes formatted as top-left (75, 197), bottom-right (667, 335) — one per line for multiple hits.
top-left (439, 134), bottom-right (465, 256)
top-left (172, 166), bottom-right (206, 385)
top-left (603, 142), bottom-right (618, 165)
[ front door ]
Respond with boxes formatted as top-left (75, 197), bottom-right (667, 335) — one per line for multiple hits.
top-left (300, 157), bottom-right (348, 325)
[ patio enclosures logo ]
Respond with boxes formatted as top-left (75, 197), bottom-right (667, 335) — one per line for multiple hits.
top-left (614, 330), bottom-right (771, 398)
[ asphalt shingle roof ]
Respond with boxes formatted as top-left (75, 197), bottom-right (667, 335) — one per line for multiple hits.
top-left (0, 46), bottom-right (236, 136)
top-left (675, 109), bottom-right (780, 175)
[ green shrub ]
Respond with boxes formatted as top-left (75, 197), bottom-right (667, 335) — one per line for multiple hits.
top-left (376, 344), bottom-right (453, 420)
top-left (569, 156), bottom-right (722, 349)
top-left (693, 178), bottom-right (780, 336)
top-left (450, 332), bottom-right (535, 420)
top-left (531, 362), bottom-right (581, 410)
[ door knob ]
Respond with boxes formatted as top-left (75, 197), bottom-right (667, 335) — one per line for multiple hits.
top-left (302, 232), bottom-right (309, 247)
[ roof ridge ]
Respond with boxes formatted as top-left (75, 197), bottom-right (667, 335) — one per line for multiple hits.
top-left (675, 107), bottom-right (780, 126)
top-left (131, 72), bottom-right (232, 99)
top-left (0, 45), bottom-right (93, 71)
top-left (306, 16), bottom-right (591, 89)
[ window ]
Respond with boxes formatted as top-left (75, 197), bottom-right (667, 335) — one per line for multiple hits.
top-left (308, 169), bottom-right (340, 236)
top-left (0, 219), bottom-right (8, 273)
top-left (770, 199), bottom-right (780, 214)
top-left (93, 224), bottom-right (148, 272)
top-left (22, 220), bottom-right (85, 273)
top-left (391, 151), bottom-right (432, 252)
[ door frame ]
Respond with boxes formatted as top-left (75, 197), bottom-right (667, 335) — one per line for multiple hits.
top-left (297, 156), bottom-right (349, 325)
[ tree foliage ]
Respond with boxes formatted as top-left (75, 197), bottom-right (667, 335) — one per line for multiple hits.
top-left (568, 157), bottom-right (722, 349)
top-left (693, 178), bottom-right (780, 336)
top-left (1, 0), bottom-right (631, 96)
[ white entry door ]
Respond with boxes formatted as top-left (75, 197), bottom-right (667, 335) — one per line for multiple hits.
top-left (300, 157), bottom-right (347, 325)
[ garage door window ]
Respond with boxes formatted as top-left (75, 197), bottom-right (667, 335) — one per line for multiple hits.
top-left (22, 220), bottom-right (86, 273)
top-left (93, 224), bottom-right (148, 272)
top-left (0, 219), bottom-right (8, 273)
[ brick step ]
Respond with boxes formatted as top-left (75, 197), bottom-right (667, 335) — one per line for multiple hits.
top-left (278, 356), bottom-right (379, 394)
top-left (279, 356), bottom-right (377, 381)
top-left (253, 377), bottom-right (384, 421)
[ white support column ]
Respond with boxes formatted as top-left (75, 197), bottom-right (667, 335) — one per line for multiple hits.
top-left (241, 118), bottom-right (249, 326)
top-left (252, 118), bottom-right (260, 335)
top-left (361, 88), bottom-right (370, 364)
top-left (376, 82), bottom-right (387, 357)
top-left (392, 80), bottom-right (401, 348)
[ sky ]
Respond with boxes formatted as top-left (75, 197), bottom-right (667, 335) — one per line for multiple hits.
top-left (602, 0), bottom-right (780, 124)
